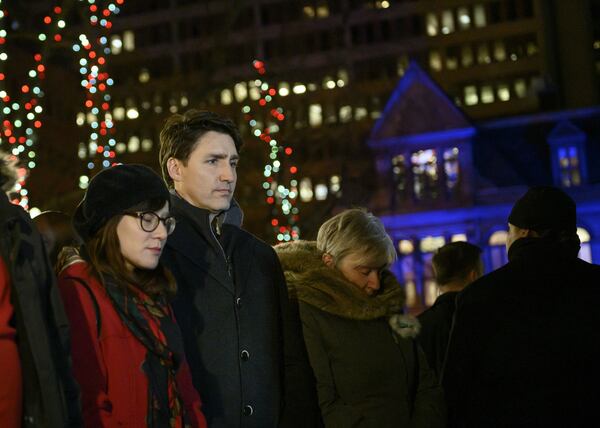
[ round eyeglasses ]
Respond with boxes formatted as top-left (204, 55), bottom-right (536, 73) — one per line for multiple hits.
top-left (124, 211), bottom-right (176, 235)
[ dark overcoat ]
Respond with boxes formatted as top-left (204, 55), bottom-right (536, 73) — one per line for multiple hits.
top-left (443, 237), bottom-right (600, 428)
top-left (162, 195), bottom-right (319, 428)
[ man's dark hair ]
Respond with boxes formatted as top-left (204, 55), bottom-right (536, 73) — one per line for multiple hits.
top-left (159, 110), bottom-right (244, 187)
top-left (432, 241), bottom-right (483, 286)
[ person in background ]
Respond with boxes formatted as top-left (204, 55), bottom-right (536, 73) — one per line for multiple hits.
top-left (33, 210), bottom-right (82, 270)
top-left (275, 208), bottom-right (445, 428)
top-left (159, 110), bottom-right (319, 427)
top-left (443, 186), bottom-right (600, 428)
top-left (58, 164), bottom-right (206, 428)
top-left (0, 151), bottom-right (82, 427)
top-left (417, 242), bottom-right (483, 377)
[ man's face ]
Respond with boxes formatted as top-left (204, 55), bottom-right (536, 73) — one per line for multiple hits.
top-left (169, 131), bottom-right (239, 213)
top-left (506, 222), bottom-right (529, 252)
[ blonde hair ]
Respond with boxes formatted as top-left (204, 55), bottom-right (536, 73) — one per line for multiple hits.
top-left (316, 208), bottom-right (396, 268)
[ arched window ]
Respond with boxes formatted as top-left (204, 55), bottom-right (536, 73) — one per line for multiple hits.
top-left (420, 236), bottom-right (445, 307)
top-left (488, 230), bottom-right (508, 270)
top-left (577, 227), bottom-right (592, 263)
top-left (396, 239), bottom-right (418, 308)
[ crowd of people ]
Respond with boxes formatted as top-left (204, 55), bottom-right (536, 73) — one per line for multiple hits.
top-left (1, 109), bottom-right (599, 428)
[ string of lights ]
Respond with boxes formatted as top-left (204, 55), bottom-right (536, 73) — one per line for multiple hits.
top-left (244, 59), bottom-right (301, 242)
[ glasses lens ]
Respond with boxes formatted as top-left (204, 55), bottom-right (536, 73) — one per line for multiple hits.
top-left (165, 217), bottom-right (176, 235)
top-left (140, 212), bottom-right (159, 232)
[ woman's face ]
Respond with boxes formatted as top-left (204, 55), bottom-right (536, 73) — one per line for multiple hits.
top-left (334, 252), bottom-right (382, 296)
top-left (116, 202), bottom-right (169, 272)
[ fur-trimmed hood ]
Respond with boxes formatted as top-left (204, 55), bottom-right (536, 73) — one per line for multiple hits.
top-left (275, 240), bottom-right (407, 321)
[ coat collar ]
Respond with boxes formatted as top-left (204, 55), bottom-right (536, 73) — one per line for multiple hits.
top-left (275, 240), bottom-right (405, 320)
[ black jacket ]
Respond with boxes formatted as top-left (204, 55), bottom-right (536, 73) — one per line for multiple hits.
top-left (417, 291), bottom-right (458, 377)
top-left (0, 198), bottom-right (82, 428)
top-left (442, 237), bottom-right (600, 428)
top-left (162, 195), bottom-right (319, 428)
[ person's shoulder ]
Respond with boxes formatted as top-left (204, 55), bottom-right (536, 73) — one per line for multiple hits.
top-left (457, 263), bottom-right (514, 305)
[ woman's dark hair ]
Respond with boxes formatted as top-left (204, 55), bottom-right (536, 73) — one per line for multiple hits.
top-left (84, 197), bottom-right (176, 299)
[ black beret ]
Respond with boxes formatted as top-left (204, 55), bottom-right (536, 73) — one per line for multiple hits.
top-left (508, 186), bottom-right (576, 233)
top-left (73, 164), bottom-right (169, 241)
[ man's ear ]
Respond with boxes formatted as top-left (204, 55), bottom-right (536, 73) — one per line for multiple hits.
top-left (322, 253), bottom-right (334, 268)
top-left (167, 158), bottom-right (182, 183)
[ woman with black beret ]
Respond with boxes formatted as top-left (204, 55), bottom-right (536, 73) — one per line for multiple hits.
top-left (57, 164), bottom-right (206, 428)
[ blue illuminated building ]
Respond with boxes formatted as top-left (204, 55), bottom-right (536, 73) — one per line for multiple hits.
top-left (368, 62), bottom-right (600, 311)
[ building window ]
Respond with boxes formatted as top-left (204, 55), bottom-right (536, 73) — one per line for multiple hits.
top-left (493, 41), bottom-right (506, 61)
top-left (127, 136), bottom-right (140, 153)
top-left (577, 227), bottom-right (592, 263)
top-left (426, 13), bottom-right (438, 36)
top-left (339, 105), bottom-right (352, 123)
top-left (411, 149), bottom-right (438, 200)
top-left (220, 89), bottom-right (233, 105)
top-left (429, 50), bottom-right (442, 71)
top-left (396, 240), bottom-right (418, 308)
top-left (514, 79), bottom-right (527, 98)
top-left (299, 178), bottom-right (313, 202)
top-left (420, 236), bottom-right (446, 307)
top-left (234, 82), bottom-right (248, 102)
top-left (457, 7), bottom-right (471, 30)
top-left (309, 104), bottom-right (323, 127)
top-left (443, 147), bottom-right (460, 190)
top-left (441, 10), bottom-right (455, 34)
top-left (477, 43), bottom-right (491, 64)
top-left (481, 85), bottom-right (495, 103)
top-left (473, 4), bottom-right (487, 27)
top-left (497, 83), bottom-right (511, 101)
top-left (123, 30), bottom-right (135, 51)
top-left (110, 35), bottom-right (122, 54)
top-left (392, 154), bottom-right (407, 198)
top-left (557, 146), bottom-right (581, 187)
top-left (461, 45), bottom-right (474, 67)
top-left (489, 230), bottom-right (508, 269)
top-left (464, 85), bottom-right (478, 105)
top-left (329, 175), bottom-right (341, 196)
top-left (314, 183), bottom-right (328, 200)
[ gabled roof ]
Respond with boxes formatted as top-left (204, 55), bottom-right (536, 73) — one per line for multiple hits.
top-left (369, 61), bottom-right (470, 143)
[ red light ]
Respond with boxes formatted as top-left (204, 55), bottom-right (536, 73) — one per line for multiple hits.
top-left (54, 34), bottom-right (62, 42)
top-left (268, 88), bottom-right (276, 96)
top-left (100, 129), bottom-right (107, 136)
top-left (103, 9), bottom-right (110, 17)
top-left (18, 137), bottom-right (25, 143)
top-left (0, 73), bottom-right (4, 80)
top-left (89, 5), bottom-right (97, 12)
top-left (0, 38), bottom-right (5, 45)
top-left (98, 57), bottom-right (105, 65)
top-left (34, 121), bottom-right (42, 128)
top-left (2, 96), bottom-right (10, 102)
top-left (85, 100), bottom-right (93, 108)
top-left (96, 147), bottom-right (103, 153)
top-left (54, 6), bottom-right (62, 14)
top-left (8, 137), bottom-right (16, 144)
top-left (4, 129), bottom-right (12, 137)
top-left (278, 114), bottom-right (285, 121)
top-left (259, 99), bottom-right (266, 106)
top-left (89, 51), bottom-right (96, 59)
top-left (258, 68), bottom-right (265, 75)
top-left (34, 54), bottom-right (42, 62)
top-left (109, 151), bottom-right (116, 158)
top-left (102, 102), bottom-right (109, 110)
top-left (43, 16), bottom-right (52, 24)
top-left (290, 166), bottom-right (297, 174)
top-left (271, 219), bottom-right (279, 226)
top-left (285, 147), bottom-right (292, 155)
top-left (37, 64), bottom-right (45, 72)
top-left (279, 226), bottom-right (287, 233)
top-left (105, 21), bottom-right (112, 29)
top-left (253, 60), bottom-right (264, 69)
top-left (98, 83), bottom-right (106, 91)
top-left (24, 103), bottom-right (31, 110)
top-left (116, 0), bottom-right (124, 4)
top-left (21, 85), bottom-right (29, 93)
top-left (267, 197), bottom-right (274, 204)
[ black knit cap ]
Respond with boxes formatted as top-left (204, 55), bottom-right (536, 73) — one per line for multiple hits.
top-left (73, 164), bottom-right (169, 241)
top-left (508, 186), bottom-right (577, 233)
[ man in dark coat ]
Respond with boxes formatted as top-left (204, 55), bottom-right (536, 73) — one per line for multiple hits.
top-left (417, 241), bottom-right (482, 377)
top-left (442, 186), bottom-right (600, 428)
top-left (0, 153), bottom-right (81, 427)
top-left (159, 110), bottom-right (319, 428)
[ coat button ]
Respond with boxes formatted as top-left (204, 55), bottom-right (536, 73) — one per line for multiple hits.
top-left (243, 404), bottom-right (254, 416)
top-left (235, 297), bottom-right (242, 308)
top-left (240, 350), bottom-right (250, 361)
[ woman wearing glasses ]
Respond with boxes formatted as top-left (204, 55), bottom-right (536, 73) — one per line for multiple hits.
top-left (58, 164), bottom-right (206, 428)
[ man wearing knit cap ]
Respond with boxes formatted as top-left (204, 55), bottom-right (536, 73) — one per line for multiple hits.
top-left (443, 186), bottom-right (600, 428)
top-left (158, 110), bottom-right (319, 428)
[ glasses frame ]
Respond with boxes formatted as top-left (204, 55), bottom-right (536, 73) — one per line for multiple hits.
top-left (123, 211), bottom-right (176, 235)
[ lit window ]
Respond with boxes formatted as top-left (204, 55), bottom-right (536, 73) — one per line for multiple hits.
top-left (339, 105), bottom-right (352, 123)
top-left (86, 112), bottom-right (96, 124)
top-left (315, 183), bottom-right (328, 200)
top-left (577, 227), bottom-right (592, 263)
top-left (316, 5), bottom-right (329, 17)
top-left (110, 35), bottom-right (122, 54)
top-left (489, 230), bottom-right (507, 246)
top-left (139, 68), bottom-right (150, 83)
top-left (451, 234), bottom-right (467, 242)
top-left (126, 108), bottom-right (139, 119)
top-left (441, 10), bottom-right (455, 34)
top-left (234, 82), bottom-right (248, 102)
top-left (401, 256), bottom-right (418, 307)
top-left (489, 230), bottom-right (508, 269)
top-left (323, 76), bottom-right (336, 89)
top-left (309, 104), bottom-right (322, 127)
top-left (412, 149), bottom-right (439, 200)
top-left (278, 82), bottom-right (290, 96)
top-left (113, 106), bottom-right (125, 120)
top-left (526, 42), bottom-right (538, 56)
top-left (397, 56), bottom-right (408, 76)
top-left (303, 6), bottom-right (315, 18)
top-left (354, 107), bottom-right (368, 121)
top-left (464, 85), bottom-right (478, 105)
top-left (497, 83), bottom-right (511, 101)
top-left (392, 154), bottom-right (407, 196)
top-left (338, 69), bottom-right (349, 86)
top-left (429, 50), bottom-right (442, 71)
top-left (180, 95), bottom-right (189, 107)
top-left (248, 81), bottom-right (261, 100)
top-left (473, 4), bottom-right (486, 27)
top-left (426, 13), bottom-right (438, 36)
top-left (461, 46), bottom-right (474, 67)
top-left (446, 55), bottom-right (458, 70)
top-left (420, 236), bottom-right (446, 253)
top-left (141, 138), bottom-right (153, 152)
top-left (127, 136), bottom-right (140, 153)
top-left (494, 41), bottom-right (506, 62)
top-left (123, 30), bottom-right (135, 52)
top-left (76, 112), bottom-right (85, 126)
top-left (481, 85), bottom-right (494, 103)
top-left (398, 239), bottom-right (414, 255)
top-left (116, 142), bottom-right (126, 154)
top-left (292, 84), bottom-right (306, 94)
top-left (558, 146), bottom-right (581, 187)
top-left (443, 147), bottom-right (460, 189)
top-left (329, 175), bottom-right (341, 196)
top-left (78, 142), bottom-right (86, 159)
top-left (221, 89), bottom-right (233, 105)
top-left (457, 7), bottom-right (471, 29)
top-left (300, 178), bottom-right (313, 202)
top-left (477, 43), bottom-right (491, 64)
top-left (514, 79), bottom-right (527, 98)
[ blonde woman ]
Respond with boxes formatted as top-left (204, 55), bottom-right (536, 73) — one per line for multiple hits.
top-left (276, 209), bottom-right (445, 428)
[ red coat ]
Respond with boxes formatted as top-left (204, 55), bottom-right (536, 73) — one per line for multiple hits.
top-left (58, 261), bottom-right (206, 428)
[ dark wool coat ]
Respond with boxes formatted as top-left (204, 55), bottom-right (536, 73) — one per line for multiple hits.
top-left (276, 241), bottom-right (446, 428)
top-left (58, 261), bottom-right (206, 428)
top-left (0, 198), bottom-right (82, 428)
top-left (443, 237), bottom-right (600, 428)
top-left (161, 195), bottom-right (319, 428)
top-left (417, 291), bottom-right (459, 378)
